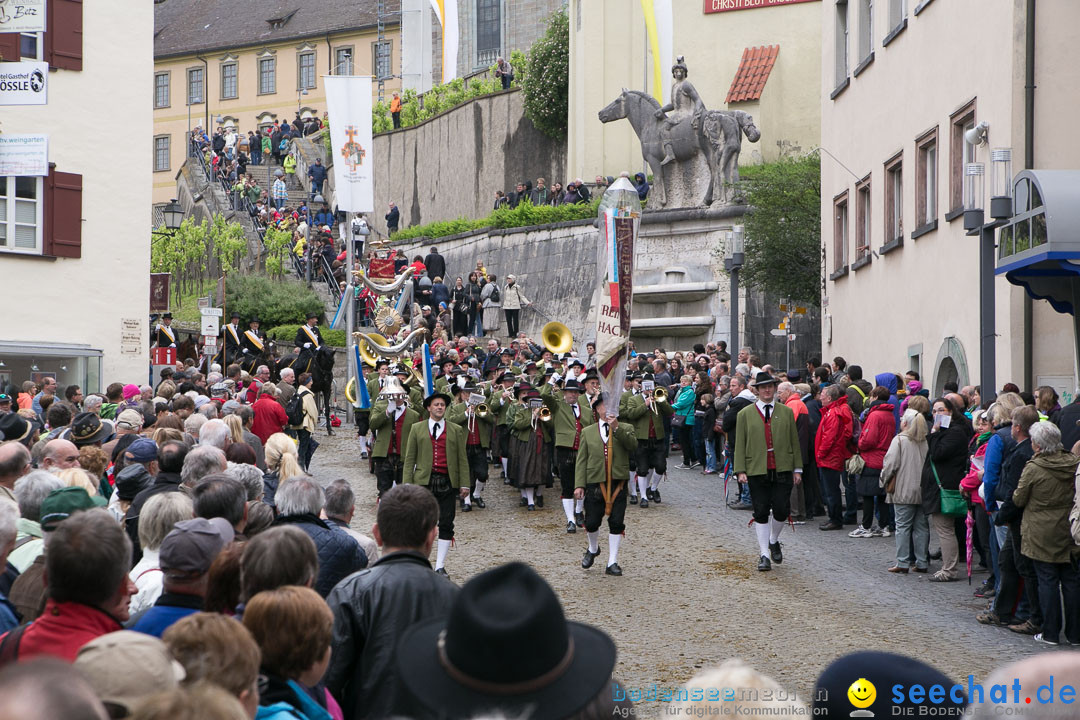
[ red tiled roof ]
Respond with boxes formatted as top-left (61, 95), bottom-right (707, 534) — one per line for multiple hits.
top-left (726, 45), bottom-right (780, 104)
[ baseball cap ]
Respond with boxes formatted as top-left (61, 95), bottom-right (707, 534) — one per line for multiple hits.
top-left (115, 408), bottom-right (144, 431)
top-left (40, 487), bottom-right (107, 532)
top-left (74, 631), bottom-right (185, 716)
top-left (159, 518), bottom-right (234, 577)
top-left (0, 393), bottom-right (11, 404)
top-left (124, 437), bottom-right (159, 464)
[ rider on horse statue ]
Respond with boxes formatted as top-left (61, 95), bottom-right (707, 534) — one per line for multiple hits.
top-left (294, 311), bottom-right (324, 374)
top-left (656, 56), bottom-right (704, 167)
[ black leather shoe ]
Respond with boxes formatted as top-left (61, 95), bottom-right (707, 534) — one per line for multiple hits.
top-left (769, 541), bottom-right (783, 564)
top-left (605, 563), bottom-right (623, 576)
top-left (566, 521), bottom-right (577, 534)
top-left (581, 548), bottom-right (599, 569)
top-left (435, 568), bottom-right (449, 577)
top-left (575, 511), bottom-right (585, 528)
top-left (653, 489), bottom-right (661, 504)
top-left (639, 497), bottom-right (649, 509)
top-left (629, 495), bottom-right (639, 505)
top-left (527, 504), bottom-right (535, 511)
top-left (474, 497), bottom-right (486, 509)
top-left (757, 555), bottom-right (771, 571)
top-left (520, 497), bottom-right (528, 507)
top-left (462, 503), bottom-right (472, 512)
top-left (819, 522), bottom-right (842, 531)
top-left (535, 495), bottom-right (544, 508)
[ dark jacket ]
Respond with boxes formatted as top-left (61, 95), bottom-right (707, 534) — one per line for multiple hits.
top-left (1058, 400), bottom-right (1080, 452)
top-left (424, 252), bottom-right (446, 282)
top-left (919, 426), bottom-right (969, 515)
top-left (273, 514), bottom-right (368, 597)
top-left (995, 437), bottom-right (1034, 525)
top-left (722, 391), bottom-right (754, 453)
top-left (124, 471), bottom-right (184, 563)
top-left (430, 282), bottom-right (450, 309)
top-left (385, 206), bottom-right (399, 232)
top-left (307, 162), bottom-right (327, 185)
top-left (325, 551), bottom-right (458, 720)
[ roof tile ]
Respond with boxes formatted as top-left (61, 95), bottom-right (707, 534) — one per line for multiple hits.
top-left (726, 44), bottom-right (779, 104)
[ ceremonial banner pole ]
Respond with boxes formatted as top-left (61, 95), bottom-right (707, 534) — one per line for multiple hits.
top-left (325, 74), bottom-right (374, 427)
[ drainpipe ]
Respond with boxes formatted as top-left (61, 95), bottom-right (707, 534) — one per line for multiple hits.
top-left (326, 32), bottom-right (333, 74)
top-left (197, 54), bottom-right (210, 132)
top-left (1023, 0), bottom-right (1035, 392)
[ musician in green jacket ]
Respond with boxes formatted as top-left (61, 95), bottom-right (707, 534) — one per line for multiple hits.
top-left (402, 391), bottom-right (469, 577)
top-left (448, 381), bottom-right (493, 511)
top-left (573, 393), bottom-right (637, 577)
top-left (541, 378), bottom-right (594, 533)
top-left (622, 373), bottom-right (674, 508)
top-left (491, 371), bottom-right (517, 479)
top-left (733, 372), bottom-right (803, 572)
top-left (369, 387), bottom-right (420, 499)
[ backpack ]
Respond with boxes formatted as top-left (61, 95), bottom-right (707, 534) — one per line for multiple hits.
top-left (285, 392), bottom-right (305, 426)
top-left (489, 285), bottom-right (500, 303)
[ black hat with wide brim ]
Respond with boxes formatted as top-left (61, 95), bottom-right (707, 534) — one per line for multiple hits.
top-left (396, 562), bottom-right (617, 720)
top-left (422, 391), bottom-right (453, 408)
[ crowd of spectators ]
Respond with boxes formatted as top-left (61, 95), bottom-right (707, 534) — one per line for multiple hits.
top-left (493, 173), bottom-right (649, 210)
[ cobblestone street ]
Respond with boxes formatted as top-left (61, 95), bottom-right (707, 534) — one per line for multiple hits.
top-left (310, 429), bottom-right (1041, 716)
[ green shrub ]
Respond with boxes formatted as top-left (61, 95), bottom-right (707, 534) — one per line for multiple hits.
top-left (390, 198), bottom-right (600, 241)
top-left (267, 324), bottom-right (347, 348)
top-left (521, 11), bottom-right (568, 139)
top-left (224, 276), bottom-right (325, 329)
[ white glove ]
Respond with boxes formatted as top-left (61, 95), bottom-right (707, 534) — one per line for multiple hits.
top-left (169, 343), bottom-right (177, 348)
top-left (566, 369), bottom-right (576, 381)
top-left (386, 400), bottom-right (397, 416)
top-left (549, 372), bottom-right (561, 386)
top-left (242, 348), bottom-right (249, 354)
top-left (304, 343), bottom-right (312, 349)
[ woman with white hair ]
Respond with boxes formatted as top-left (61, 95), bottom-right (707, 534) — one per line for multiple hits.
top-left (880, 409), bottom-right (929, 573)
top-left (1012, 421), bottom-right (1080, 646)
top-left (129, 491), bottom-right (195, 615)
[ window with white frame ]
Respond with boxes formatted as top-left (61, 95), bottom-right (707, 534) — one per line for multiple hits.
top-left (885, 154), bottom-right (903, 243)
top-left (856, 177), bottom-right (871, 259)
top-left (259, 57), bottom-right (276, 94)
top-left (221, 62), bottom-right (238, 99)
top-left (949, 100), bottom-right (976, 215)
top-left (888, 0), bottom-right (906, 30)
top-left (20, 33), bottom-right (41, 61)
top-left (335, 47), bottom-right (353, 75)
top-left (916, 129), bottom-right (938, 229)
top-left (154, 72), bottom-right (170, 108)
top-left (298, 51), bottom-right (316, 89)
top-left (858, 0), bottom-right (873, 63)
top-left (833, 192), bottom-right (849, 272)
top-left (0, 176), bottom-right (44, 254)
top-left (154, 136), bottom-right (170, 173)
top-left (834, 1), bottom-right (849, 89)
top-left (187, 67), bottom-right (204, 104)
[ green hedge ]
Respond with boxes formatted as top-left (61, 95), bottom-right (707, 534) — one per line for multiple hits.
top-left (224, 276), bottom-right (325, 328)
top-left (391, 198), bottom-right (600, 242)
top-left (267, 324), bottom-right (348, 348)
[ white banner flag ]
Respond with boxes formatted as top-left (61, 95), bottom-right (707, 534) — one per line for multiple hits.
top-left (324, 75), bottom-right (374, 213)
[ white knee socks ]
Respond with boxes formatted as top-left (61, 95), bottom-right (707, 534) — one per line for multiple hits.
top-left (474, 480), bottom-right (485, 498)
top-left (562, 498), bottom-right (575, 523)
top-left (358, 436), bottom-right (369, 453)
top-left (769, 517), bottom-right (785, 544)
top-left (637, 476), bottom-right (648, 499)
top-left (608, 533), bottom-right (622, 567)
top-left (575, 497), bottom-right (584, 514)
top-left (755, 522), bottom-right (770, 556)
top-left (587, 531), bottom-right (599, 554)
top-left (435, 538), bottom-right (451, 569)
top-left (501, 458), bottom-right (508, 475)
top-left (464, 491), bottom-right (472, 507)
top-left (525, 487), bottom-right (536, 505)
top-left (649, 470), bottom-right (660, 490)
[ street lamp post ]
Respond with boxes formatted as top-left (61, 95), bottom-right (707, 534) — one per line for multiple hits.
top-left (963, 148), bottom-right (1013, 401)
top-left (724, 225), bottom-right (745, 355)
top-left (152, 199), bottom-right (185, 237)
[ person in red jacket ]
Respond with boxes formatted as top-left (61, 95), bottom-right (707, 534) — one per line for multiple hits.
top-left (816, 384), bottom-right (853, 531)
top-left (251, 385), bottom-right (289, 445)
top-left (850, 386), bottom-right (897, 538)
top-left (2, 505), bottom-right (134, 663)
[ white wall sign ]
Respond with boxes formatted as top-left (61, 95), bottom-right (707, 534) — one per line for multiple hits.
top-left (0, 134), bottom-right (48, 176)
top-left (121, 318), bottom-right (144, 356)
top-left (0, 62), bottom-right (47, 105)
top-left (0, 0), bottom-right (46, 33)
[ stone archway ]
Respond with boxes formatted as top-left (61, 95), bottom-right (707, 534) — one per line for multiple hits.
top-left (933, 337), bottom-right (969, 396)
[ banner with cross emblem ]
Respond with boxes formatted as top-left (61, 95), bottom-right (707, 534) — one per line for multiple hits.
top-left (324, 75), bottom-right (374, 212)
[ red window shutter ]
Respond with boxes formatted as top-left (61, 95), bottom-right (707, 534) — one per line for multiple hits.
top-left (44, 169), bottom-right (83, 258)
top-left (44, 0), bottom-right (82, 71)
top-left (0, 33), bottom-right (19, 61)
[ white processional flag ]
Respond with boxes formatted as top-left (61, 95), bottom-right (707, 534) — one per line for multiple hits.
top-left (429, 0), bottom-right (459, 83)
top-left (324, 75), bottom-right (374, 213)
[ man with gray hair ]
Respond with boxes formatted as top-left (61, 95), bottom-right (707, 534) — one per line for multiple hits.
top-left (277, 367), bottom-right (296, 409)
top-left (10, 470), bottom-right (64, 572)
top-left (722, 373), bottom-right (756, 509)
top-left (184, 413), bottom-right (207, 441)
top-left (82, 395), bottom-right (104, 416)
top-left (226, 462), bottom-right (266, 502)
top-left (274, 476), bottom-right (367, 596)
top-left (0, 441), bottom-right (31, 507)
top-left (180, 445), bottom-right (227, 491)
top-left (198, 419), bottom-right (231, 451)
top-left (323, 478), bottom-right (379, 562)
top-left (0, 501), bottom-right (21, 633)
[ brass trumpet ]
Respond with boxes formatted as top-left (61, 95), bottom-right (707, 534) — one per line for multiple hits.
top-left (539, 407), bottom-right (552, 423)
top-left (653, 387), bottom-right (668, 403)
top-left (476, 403), bottom-right (489, 418)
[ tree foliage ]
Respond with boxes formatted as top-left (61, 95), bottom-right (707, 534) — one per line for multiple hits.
top-left (224, 275), bottom-right (325, 330)
top-left (521, 10), bottom-right (569, 139)
top-left (151, 213), bottom-right (252, 305)
top-left (263, 225), bottom-right (294, 279)
top-left (732, 155), bottom-right (822, 305)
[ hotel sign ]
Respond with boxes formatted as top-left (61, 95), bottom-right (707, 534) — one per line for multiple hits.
top-left (704, 0), bottom-right (819, 13)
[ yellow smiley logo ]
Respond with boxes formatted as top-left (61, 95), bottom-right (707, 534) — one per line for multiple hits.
top-left (848, 678), bottom-right (876, 709)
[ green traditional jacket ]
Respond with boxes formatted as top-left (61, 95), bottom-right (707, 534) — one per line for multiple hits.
top-left (448, 401), bottom-right (494, 449)
top-left (511, 404), bottom-right (552, 442)
top-left (622, 393), bottom-right (674, 440)
top-left (574, 421), bottom-right (637, 486)
top-left (733, 401), bottom-right (802, 477)
top-left (402, 419), bottom-right (470, 488)
top-left (369, 399), bottom-right (421, 458)
top-left (539, 383), bottom-right (595, 448)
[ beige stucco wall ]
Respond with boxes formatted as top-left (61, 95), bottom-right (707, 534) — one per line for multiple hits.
top-left (820, 0), bottom-right (1080, 394)
top-left (0, 3), bottom-right (153, 388)
top-left (567, 0), bottom-right (821, 183)
top-left (153, 28), bottom-right (401, 203)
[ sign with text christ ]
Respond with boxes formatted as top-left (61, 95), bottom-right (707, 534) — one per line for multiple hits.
top-left (704, 0), bottom-right (819, 13)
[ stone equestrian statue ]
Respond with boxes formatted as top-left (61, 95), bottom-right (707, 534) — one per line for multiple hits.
top-left (598, 55), bottom-right (761, 208)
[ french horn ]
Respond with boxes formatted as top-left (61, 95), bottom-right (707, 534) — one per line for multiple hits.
top-left (352, 266), bottom-right (415, 295)
top-left (353, 328), bottom-right (427, 358)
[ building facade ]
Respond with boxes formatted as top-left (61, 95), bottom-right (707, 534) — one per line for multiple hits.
top-left (567, 0), bottom-right (821, 183)
top-left (153, 0), bottom-right (401, 204)
top-left (820, 0), bottom-right (1079, 397)
top-left (0, 1), bottom-right (153, 390)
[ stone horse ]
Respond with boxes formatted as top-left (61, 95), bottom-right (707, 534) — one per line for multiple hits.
top-left (277, 344), bottom-right (337, 434)
top-left (598, 90), bottom-right (760, 207)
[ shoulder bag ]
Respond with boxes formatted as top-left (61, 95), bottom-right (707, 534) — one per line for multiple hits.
top-left (931, 458), bottom-right (967, 517)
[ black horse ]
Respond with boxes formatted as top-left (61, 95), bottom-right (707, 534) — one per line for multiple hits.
top-left (278, 344), bottom-right (337, 434)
